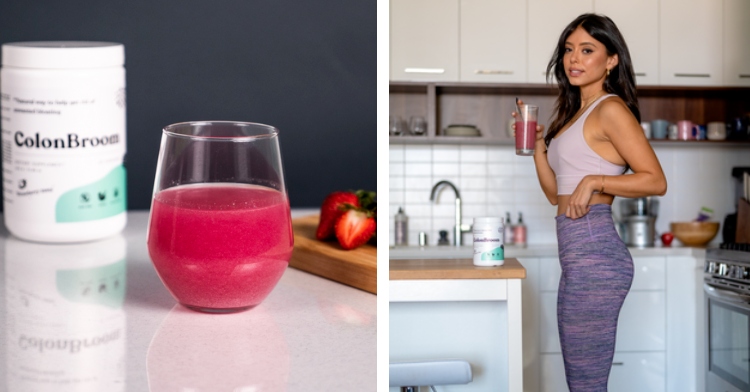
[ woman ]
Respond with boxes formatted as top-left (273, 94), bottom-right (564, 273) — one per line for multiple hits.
top-left (523, 13), bottom-right (667, 391)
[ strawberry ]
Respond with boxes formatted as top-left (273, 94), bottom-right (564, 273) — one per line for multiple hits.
top-left (316, 191), bottom-right (360, 240)
top-left (334, 209), bottom-right (376, 250)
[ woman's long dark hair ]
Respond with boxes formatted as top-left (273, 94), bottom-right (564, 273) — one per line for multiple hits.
top-left (544, 13), bottom-right (640, 147)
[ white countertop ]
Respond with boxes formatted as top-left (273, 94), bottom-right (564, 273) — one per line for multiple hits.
top-left (389, 244), bottom-right (707, 260)
top-left (0, 210), bottom-right (376, 391)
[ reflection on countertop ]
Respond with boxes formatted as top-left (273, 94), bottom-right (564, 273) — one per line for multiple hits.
top-left (0, 211), bottom-right (376, 391)
top-left (4, 235), bottom-right (127, 391)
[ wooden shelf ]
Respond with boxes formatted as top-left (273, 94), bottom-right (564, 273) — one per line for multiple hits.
top-left (390, 82), bottom-right (750, 146)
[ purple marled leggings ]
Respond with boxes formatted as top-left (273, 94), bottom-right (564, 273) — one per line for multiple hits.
top-left (555, 204), bottom-right (633, 392)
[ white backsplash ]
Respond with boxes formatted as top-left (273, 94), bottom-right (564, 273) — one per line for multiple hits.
top-left (389, 144), bottom-right (750, 247)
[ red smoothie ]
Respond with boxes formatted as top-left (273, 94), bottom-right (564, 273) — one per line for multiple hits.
top-left (515, 120), bottom-right (537, 155)
top-left (147, 183), bottom-right (293, 312)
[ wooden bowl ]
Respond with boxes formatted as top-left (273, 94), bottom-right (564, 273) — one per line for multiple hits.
top-left (670, 221), bottom-right (720, 247)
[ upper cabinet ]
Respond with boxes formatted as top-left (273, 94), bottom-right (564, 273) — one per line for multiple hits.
top-left (460, 0), bottom-right (527, 83)
top-left (390, 0), bottom-right (748, 87)
top-left (724, 0), bottom-right (750, 86)
top-left (390, 0), bottom-right (459, 82)
top-left (526, 0), bottom-right (592, 84)
top-left (659, 0), bottom-right (723, 86)
top-left (594, 0), bottom-right (659, 86)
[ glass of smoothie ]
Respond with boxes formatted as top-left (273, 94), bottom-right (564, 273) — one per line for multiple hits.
top-left (515, 104), bottom-right (539, 156)
top-left (147, 121), bottom-right (293, 313)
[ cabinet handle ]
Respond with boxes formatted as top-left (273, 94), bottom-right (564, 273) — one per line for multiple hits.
top-left (635, 72), bottom-right (646, 77)
top-left (674, 73), bottom-right (710, 78)
top-left (612, 362), bottom-right (624, 366)
top-left (739, 74), bottom-right (750, 79)
top-left (475, 70), bottom-right (513, 75)
top-left (404, 67), bottom-right (445, 74)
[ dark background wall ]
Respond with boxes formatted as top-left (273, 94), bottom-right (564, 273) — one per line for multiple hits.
top-left (0, 0), bottom-right (376, 210)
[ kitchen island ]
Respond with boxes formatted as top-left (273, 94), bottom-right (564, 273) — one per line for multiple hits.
top-left (0, 210), bottom-right (376, 391)
top-left (392, 244), bottom-right (707, 392)
top-left (390, 257), bottom-right (526, 392)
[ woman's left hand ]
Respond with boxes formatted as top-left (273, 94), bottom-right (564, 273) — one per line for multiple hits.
top-left (565, 175), bottom-right (598, 219)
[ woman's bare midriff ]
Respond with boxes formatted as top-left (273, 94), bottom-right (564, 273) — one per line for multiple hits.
top-left (556, 193), bottom-right (615, 216)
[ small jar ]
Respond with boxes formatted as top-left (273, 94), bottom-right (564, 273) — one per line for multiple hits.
top-left (1, 42), bottom-right (127, 242)
top-left (472, 217), bottom-right (504, 266)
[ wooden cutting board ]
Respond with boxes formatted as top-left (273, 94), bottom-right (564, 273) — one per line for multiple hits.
top-left (289, 215), bottom-right (377, 294)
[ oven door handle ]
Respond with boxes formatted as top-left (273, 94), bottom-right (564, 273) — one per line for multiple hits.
top-left (704, 283), bottom-right (750, 304)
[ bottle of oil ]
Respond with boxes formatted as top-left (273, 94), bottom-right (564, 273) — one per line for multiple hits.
top-left (504, 211), bottom-right (515, 245)
top-left (394, 207), bottom-right (408, 246)
top-left (514, 212), bottom-right (527, 248)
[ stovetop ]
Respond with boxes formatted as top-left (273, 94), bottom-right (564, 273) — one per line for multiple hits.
top-left (705, 243), bottom-right (750, 294)
top-left (719, 242), bottom-right (750, 252)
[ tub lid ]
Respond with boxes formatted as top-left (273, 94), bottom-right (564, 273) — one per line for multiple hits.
top-left (2, 41), bottom-right (124, 69)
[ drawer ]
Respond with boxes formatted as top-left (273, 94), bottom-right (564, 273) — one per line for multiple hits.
top-left (631, 257), bottom-right (666, 291)
top-left (540, 352), bottom-right (665, 392)
top-left (540, 291), bottom-right (665, 353)
top-left (538, 256), bottom-right (665, 292)
top-left (609, 352), bottom-right (666, 392)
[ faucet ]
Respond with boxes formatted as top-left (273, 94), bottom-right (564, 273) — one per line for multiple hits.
top-left (429, 180), bottom-right (471, 247)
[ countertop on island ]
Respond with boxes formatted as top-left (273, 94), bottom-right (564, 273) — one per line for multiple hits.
top-left (390, 257), bottom-right (526, 280)
top-left (0, 210), bottom-right (376, 391)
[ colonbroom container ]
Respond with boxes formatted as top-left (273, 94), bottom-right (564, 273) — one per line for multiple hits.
top-left (1, 42), bottom-right (127, 242)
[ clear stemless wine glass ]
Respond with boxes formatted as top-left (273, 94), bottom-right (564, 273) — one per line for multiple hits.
top-left (389, 115), bottom-right (404, 136)
top-left (147, 121), bottom-right (293, 313)
top-left (409, 116), bottom-right (427, 136)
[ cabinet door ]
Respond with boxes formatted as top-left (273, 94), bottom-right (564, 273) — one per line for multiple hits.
top-left (527, 0), bottom-right (593, 84)
top-left (460, 0), bottom-right (527, 83)
top-left (630, 257), bottom-right (666, 291)
top-left (390, 0), bottom-right (459, 82)
top-left (659, 0), bottom-right (722, 85)
top-left (540, 352), bottom-right (666, 392)
top-left (724, 0), bottom-right (750, 86)
top-left (609, 352), bottom-right (666, 392)
top-left (594, 0), bottom-right (659, 85)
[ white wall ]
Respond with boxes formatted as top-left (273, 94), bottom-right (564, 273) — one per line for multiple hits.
top-left (389, 144), bottom-right (750, 247)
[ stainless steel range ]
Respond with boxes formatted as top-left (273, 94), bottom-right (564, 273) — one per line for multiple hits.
top-left (704, 244), bottom-right (750, 392)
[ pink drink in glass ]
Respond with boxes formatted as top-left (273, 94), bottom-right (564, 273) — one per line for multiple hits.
top-left (515, 120), bottom-right (537, 155)
top-left (147, 183), bottom-right (293, 312)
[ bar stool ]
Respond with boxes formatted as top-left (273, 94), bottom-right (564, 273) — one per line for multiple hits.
top-left (389, 359), bottom-right (473, 391)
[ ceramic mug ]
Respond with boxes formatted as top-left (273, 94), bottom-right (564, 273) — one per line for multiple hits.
top-left (707, 121), bottom-right (726, 140)
top-left (640, 122), bottom-right (652, 139)
top-left (651, 119), bottom-right (670, 139)
top-left (668, 124), bottom-right (679, 140)
top-left (693, 124), bottom-right (707, 140)
top-left (677, 120), bottom-right (694, 140)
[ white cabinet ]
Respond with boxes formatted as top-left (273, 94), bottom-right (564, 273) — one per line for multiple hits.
top-left (659, 0), bottom-right (723, 85)
top-left (594, 0), bottom-right (659, 85)
top-left (540, 352), bottom-right (666, 392)
top-left (391, 0), bottom-right (737, 87)
top-left (389, 0), bottom-right (459, 81)
top-left (526, 0), bottom-right (593, 84)
top-left (609, 353), bottom-right (667, 392)
top-left (520, 256), bottom-right (688, 392)
top-left (460, 0), bottom-right (527, 83)
top-left (539, 289), bottom-right (666, 353)
top-left (723, 0), bottom-right (750, 86)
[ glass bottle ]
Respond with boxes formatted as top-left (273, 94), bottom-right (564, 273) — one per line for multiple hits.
top-left (504, 211), bottom-right (515, 245)
top-left (514, 212), bottom-right (527, 248)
